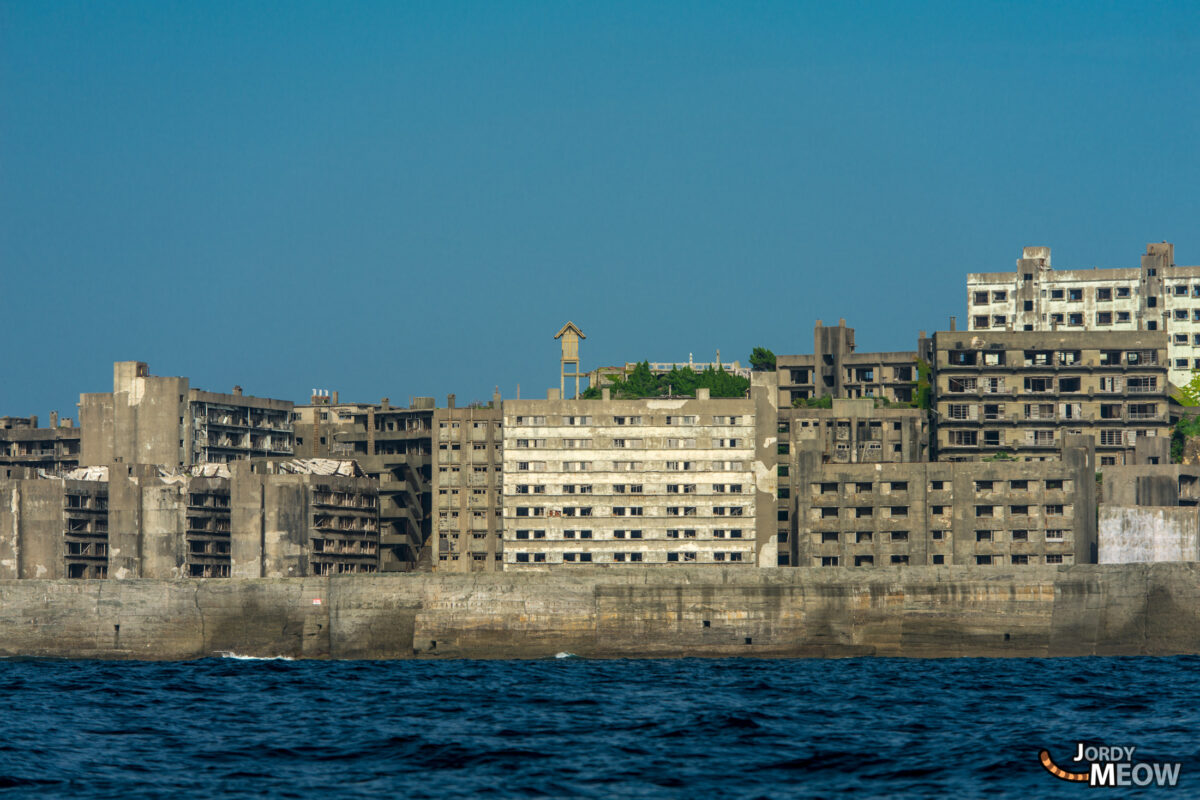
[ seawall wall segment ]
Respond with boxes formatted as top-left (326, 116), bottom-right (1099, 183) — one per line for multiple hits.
top-left (1, 565), bottom-right (1199, 660)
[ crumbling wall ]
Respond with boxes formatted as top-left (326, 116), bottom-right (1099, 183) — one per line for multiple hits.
top-left (1099, 505), bottom-right (1200, 563)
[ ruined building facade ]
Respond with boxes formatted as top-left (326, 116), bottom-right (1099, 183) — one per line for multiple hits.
top-left (338, 399), bottom-right (434, 571)
top-left (0, 459), bottom-right (378, 581)
top-left (79, 361), bottom-right (294, 468)
top-left (0, 414), bottom-right (81, 475)
top-left (932, 330), bottom-right (1169, 465)
top-left (776, 320), bottom-right (920, 406)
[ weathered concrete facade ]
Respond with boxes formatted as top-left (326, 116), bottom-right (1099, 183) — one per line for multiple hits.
top-left (229, 460), bottom-right (379, 578)
top-left (2, 564), bottom-right (1200, 660)
top-left (432, 396), bottom-right (504, 572)
top-left (1099, 506), bottom-right (1200, 563)
top-left (1, 459), bottom-right (377, 581)
top-left (779, 398), bottom-right (929, 465)
top-left (933, 330), bottom-right (1170, 463)
top-left (967, 242), bottom-right (1200, 385)
top-left (501, 387), bottom-right (776, 568)
top-left (786, 440), bottom-right (1097, 567)
top-left (0, 469), bottom-right (109, 579)
top-left (79, 361), bottom-right (294, 468)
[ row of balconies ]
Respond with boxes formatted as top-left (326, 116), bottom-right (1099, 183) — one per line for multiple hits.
top-left (938, 411), bottom-right (1165, 424)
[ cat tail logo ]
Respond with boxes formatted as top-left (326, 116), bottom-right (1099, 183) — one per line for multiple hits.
top-left (1039, 746), bottom-right (1182, 788)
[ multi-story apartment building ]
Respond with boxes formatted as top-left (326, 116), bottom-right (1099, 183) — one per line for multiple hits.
top-left (776, 320), bottom-right (920, 406)
top-left (79, 361), bottom-right (294, 468)
top-left (432, 395), bottom-right (504, 572)
top-left (501, 387), bottom-right (776, 568)
top-left (337, 398), bottom-right (434, 571)
top-left (0, 458), bottom-right (378, 581)
top-left (967, 242), bottom-right (1200, 385)
top-left (774, 399), bottom-right (930, 566)
top-left (932, 330), bottom-right (1169, 465)
top-left (0, 413), bottom-right (81, 475)
top-left (789, 438), bottom-right (1096, 567)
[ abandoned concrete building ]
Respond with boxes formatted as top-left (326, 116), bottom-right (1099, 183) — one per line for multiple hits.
top-left (292, 390), bottom-right (371, 459)
top-left (932, 329), bottom-right (1170, 464)
top-left (786, 438), bottom-right (1097, 568)
top-left (773, 398), bottom-right (930, 566)
top-left (967, 242), bottom-right (1200, 386)
top-left (432, 395), bottom-right (504, 572)
top-left (336, 398), bottom-right (434, 571)
top-left (501, 385), bottom-right (777, 569)
top-left (0, 458), bottom-right (377, 581)
top-left (776, 320), bottom-right (921, 406)
top-left (0, 413), bottom-right (81, 475)
top-left (229, 459), bottom-right (379, 577)
top-left (778, 399), bottom-right (929, 465)
top-left (79, 361), bottom-right (294, 468)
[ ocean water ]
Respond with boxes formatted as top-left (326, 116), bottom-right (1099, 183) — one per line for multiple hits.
top-left (0, 655), bottom-right (1197, 799)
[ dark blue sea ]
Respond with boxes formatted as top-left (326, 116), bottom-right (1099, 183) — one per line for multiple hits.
top-left (0, 656), bottom-right (1197, 799)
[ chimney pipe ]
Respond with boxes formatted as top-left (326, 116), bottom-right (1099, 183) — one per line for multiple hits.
top-left (949, 316), bottom-right (957, 332)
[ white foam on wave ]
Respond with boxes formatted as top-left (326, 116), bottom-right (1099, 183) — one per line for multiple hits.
top-left (216, 652), bottom-right (295, 661)
top-left (555, 652), bottom-right (576, 659)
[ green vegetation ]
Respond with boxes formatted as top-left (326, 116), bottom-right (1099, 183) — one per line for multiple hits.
top-left (911, 358), bottom-right (932, 410)
top-left (581, 361), bottom-right (750, 399)
top-left (750, 347), bottom-right (776, 372)
top-left (791, 395), bottom-right (832, 408)
top-left (983, 451), bottom-right (1017, 462)
top-left (1173, 371), bottom-right (1200, 406)
top-left (1171, 414), bottom-right (1200, 462)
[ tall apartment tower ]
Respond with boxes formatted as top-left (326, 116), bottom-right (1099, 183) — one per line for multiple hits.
top-left (967, 242), bottom-right (1200, 385)
top-left (431, 393), bottom-right (504, 572)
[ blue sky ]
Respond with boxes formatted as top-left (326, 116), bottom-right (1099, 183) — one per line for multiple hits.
top-left (2, 1), bottom-right (1198, 416)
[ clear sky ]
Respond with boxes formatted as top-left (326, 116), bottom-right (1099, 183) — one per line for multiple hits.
top-left (2, 1), bottom-right (1198, 417)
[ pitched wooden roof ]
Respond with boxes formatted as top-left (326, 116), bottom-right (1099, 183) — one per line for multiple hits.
top-left (554, 321), bottom-right (586, 340)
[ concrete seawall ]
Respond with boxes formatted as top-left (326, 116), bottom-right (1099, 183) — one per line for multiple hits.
top-left (2, 564), bottom-right (1200, 660)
